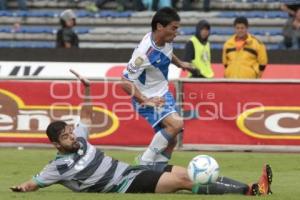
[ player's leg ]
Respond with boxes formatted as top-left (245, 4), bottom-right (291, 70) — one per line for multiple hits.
top-left (159, 112), bottom-right (183, 159)
top-left (136, 92), bottom-right (182, 170)
top-left (139, 113), bottom-right (183, 170)
top-left (155, 171), bottom-right (193, 193)
top-left (125, 168), bottom-right (192, 194)
top-left (155, 166), bottom-right (251, 194)
top-left (153, 165), bottom-right (250, 194)
top-left (193, 164), bottom-right (273, 196)
top-left (168, 165), bottom-right (250, 195)
top-left (193, 176), bottom-right (250, 195)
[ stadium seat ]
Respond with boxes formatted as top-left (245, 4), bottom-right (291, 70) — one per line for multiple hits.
top-left (0, 26), bottom-right (91, 34)
top-left (0, 0), bottom-right (287, 49)
top-left (0, 41), bottom-right (55, 48)
top-left (179, 27), bottom-right (282, 37)
top-left (218, 11), bottom-right (288, 19)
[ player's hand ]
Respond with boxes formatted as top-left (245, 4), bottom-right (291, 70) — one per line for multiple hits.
top-left (142, 97), bottom-right (165, 107)
top-left (179, 61), bottom-right (195, 72)
top-left (69, 69), bottom-right (90, 87)
top-left (10, 186), bottom-right (24, 192)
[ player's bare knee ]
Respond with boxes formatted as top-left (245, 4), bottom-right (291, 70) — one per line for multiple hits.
top-left (170, 119), bottom-right (183, 134)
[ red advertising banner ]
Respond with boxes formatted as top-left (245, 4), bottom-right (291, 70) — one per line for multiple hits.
top-left (183, 81), bottom-right (300, 145)
top-left (1, 80), bottom-right (300, 147)
top-left (0, 80), bottom-right (162, 145)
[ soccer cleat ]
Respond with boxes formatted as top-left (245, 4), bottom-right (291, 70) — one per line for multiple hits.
top-left (257, 164), bottom-right (273, 195)
top-left (246, 164), bottom-right (273, 196)
top-left (250, 183), bottom-right (260, 196)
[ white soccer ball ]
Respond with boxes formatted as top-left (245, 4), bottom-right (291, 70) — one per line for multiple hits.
top-left (187, 155), bottom-right (220, 185)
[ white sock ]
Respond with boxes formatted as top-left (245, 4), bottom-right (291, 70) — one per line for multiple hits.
top-left (155, 153), bottom-right (170, 162)
top-left (141, 129), bottom-right (173, 162)
top-left (157, 139), bottom-right (177, 162)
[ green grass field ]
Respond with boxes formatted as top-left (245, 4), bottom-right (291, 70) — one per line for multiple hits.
top-left (1, 148), bottom-right (300, 200)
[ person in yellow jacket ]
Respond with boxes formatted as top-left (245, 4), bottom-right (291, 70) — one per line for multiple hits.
top-left (184, 20), bottom-right (214, 78)
top-left (222, 16), bottom-right (268, 79)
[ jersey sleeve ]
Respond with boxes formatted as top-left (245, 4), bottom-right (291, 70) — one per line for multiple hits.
top-left (123, 35), bottom-right (151, 81)
top-left (32, 163), bottom-right (62, 188)
top-left (123, 46), bottom-right (150, 81)
top-left (74, 121), bottom-right (89, 140)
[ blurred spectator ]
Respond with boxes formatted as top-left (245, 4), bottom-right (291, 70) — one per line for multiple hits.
top-left (86, 0), bottom-right (128, 12)
top-left (222, 17), bottom-right (268, 79)
top-left (142, 0), bottom-right (172, 11)
top-left (282, 8), bottom-right (300, 49)
top-left (0, 0), bottom-right (27, 10)
top-left (183, 20), bottom-right (214, 78)
top-left (12, 22), bottom-right (21, 32)
top-left (56, 9), bottom-right (79, 48)
top-left (280, 1), bottom-right (300, 17)
top-left (132, 0), bottom-right (146, 11)
top-left (182, 0), bottom-right (210, 11)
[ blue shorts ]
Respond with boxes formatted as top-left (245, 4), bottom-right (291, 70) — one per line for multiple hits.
top-left (133, 91), bottom-right (179, 131)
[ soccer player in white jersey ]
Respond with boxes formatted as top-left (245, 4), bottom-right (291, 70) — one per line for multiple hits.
top-left (10, 70), bottom-right (272, 196)
top-left (121, 7), bottom-right (194, 171)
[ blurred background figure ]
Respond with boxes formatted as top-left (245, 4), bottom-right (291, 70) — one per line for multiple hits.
top-left (282, 7), bottom-right (300, 49)
top-left (142, 0), bottom-right (172, 11)
top-left (85, 0), bottom-right (128, 12)
top-left (182, 0), bottom-right (210, 11)
top-left (222, 16), bottom-right (268, 79)
top-left (56, 9), bottom-right (79, 48)
top-left (0, 0), bottom-right (27, 10)
top-left (280, 1), bottom-right (300, 18)
top-left (184, 20), bottom-right (214, 78)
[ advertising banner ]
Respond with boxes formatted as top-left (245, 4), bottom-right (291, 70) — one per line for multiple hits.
top-left (0, 80), bottom-right (157, 145)
top-left (182, 81), bottom-right (300, 145)
top-left (1, 80), bottom-right (300, 147)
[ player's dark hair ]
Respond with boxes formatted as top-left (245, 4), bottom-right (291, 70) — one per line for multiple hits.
top-left (234, 16), bottom-right (248, 27)
top-left (151, 7), bottom-right (180, 32)
top-left (46, 121), bottom-right (67, 142)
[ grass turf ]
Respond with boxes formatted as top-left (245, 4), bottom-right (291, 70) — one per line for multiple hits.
top-left (1, 148), bottom-right (300, 200)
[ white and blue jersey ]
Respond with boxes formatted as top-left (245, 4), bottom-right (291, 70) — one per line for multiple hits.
top-left (123, 32), bottom-right (172, 98)
top-left (123, 32), bottom-right (179, 131)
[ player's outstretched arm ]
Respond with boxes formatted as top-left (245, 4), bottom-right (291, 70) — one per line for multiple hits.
top-left (69, 69), bottom-right (93, 125)
top-left (172, 53), bottom-right (194, 72)
top-left (121, 77), bottom-right (146, 104)
top-left (121, 77), bottom-right (164, 107)
top-left (10, 180), bottom-right (39, 192)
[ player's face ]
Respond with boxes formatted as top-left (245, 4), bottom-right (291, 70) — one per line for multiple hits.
top-left (57, 125), bottom-right (80, 153)
top-left (161, 21), bottom-right (180, 43)
top-left (235, 23), bottom-right (248, 39)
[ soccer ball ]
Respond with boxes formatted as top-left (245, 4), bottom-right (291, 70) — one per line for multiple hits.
top-left (187, 155), bottom-right (220, 185)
